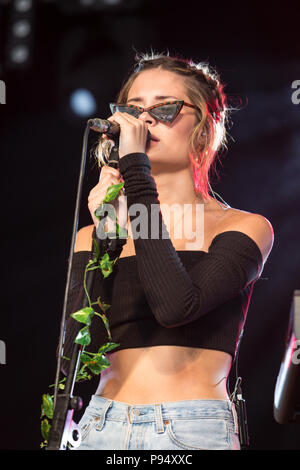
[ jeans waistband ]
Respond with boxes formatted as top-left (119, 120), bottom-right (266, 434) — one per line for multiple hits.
top-left (86, 395), bottom-right (238, 434)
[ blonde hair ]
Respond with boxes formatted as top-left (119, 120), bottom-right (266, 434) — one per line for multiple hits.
top-left (99, 51), bottom-right (237, 200)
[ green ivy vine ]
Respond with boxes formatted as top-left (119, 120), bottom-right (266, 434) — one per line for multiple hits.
top-left (40, 180), bottom-right (127, 448)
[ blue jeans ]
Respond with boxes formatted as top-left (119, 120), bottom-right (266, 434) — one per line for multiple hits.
top-left (75, 395), bottom-right (240, 450)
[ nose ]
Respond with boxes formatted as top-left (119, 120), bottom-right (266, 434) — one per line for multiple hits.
top-left (138, 111), bottom-right (156, 125)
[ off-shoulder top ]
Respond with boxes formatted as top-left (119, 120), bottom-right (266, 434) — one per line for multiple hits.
top-left (62, 153), bottom-right (263, 369)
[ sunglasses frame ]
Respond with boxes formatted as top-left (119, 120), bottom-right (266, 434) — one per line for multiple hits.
top-left (109, 100), bottom-right (199, 123)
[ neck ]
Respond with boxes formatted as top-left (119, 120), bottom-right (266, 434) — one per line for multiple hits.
top-left (151, 165), bottom-right (205, 207)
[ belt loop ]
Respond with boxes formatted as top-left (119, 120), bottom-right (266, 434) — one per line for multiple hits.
top-left (230, 401), bottom-right (239, 435)
top-left (154, 404), bottom-right (164, 434)
top-left (96, 399), bottom-right (113, 431)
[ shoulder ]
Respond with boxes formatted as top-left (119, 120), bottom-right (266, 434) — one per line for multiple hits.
top-left (74, 224), bottom-right (95, 252)
top-left (220, 208), bottom-right (274, 265)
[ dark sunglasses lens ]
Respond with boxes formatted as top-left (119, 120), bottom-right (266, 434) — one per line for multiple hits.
top-left (110, 104), bottom-right (141, 118)
top-left (151, 103), bottom-right (182, 122)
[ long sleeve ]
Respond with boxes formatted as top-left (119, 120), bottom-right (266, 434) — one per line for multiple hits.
top-left (60, 231), bottom-right (126, 375)
top-left (59, 251), bottom-right (91, 375)
top-left (118, 153), bottom-right (263, 328)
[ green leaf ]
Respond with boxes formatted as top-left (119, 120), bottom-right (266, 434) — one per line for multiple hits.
top-left (87, 362), bottom-right (108, 375)
top-left (41, 394), bottom-right (53, 420)
top-left (71, 307), bottom-right (94, 326)
top-left (103, 182), bottom-right (124, 203)
top-left (97, 342), bottom-right (120, 355)
top-left (41, 418), bottom-right (51, 442)
top-left (74, 326), bottom-right (91, 346)
top-left (97, 313), bottom-right (111, 339)
top-left (76, 365), bottom-right (92, 382)
top-left (80, 353), bottom-right (94, 364)
top-left (85, 353), bottom-right (111, 375)
top-left (92, 237), bottom-right (100, 259)
top-left (99, 253), bottom-right (114, 278)
top-left (49, 377), bottom-right (66, 389)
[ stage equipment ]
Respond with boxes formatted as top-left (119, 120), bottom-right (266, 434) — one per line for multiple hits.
top-left (274, 290), bottom-right (300, 424)
top-left (4, 0), bottom-right (36, 69)
top-left (47, 118), bottom-right (119, 450)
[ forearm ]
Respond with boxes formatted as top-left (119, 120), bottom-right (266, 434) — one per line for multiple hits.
top-left (118, 153), bottom-right (204, 327)
top-left (118, 153), bottom-right (261, 328)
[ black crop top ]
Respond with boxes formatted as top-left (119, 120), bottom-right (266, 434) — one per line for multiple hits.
top-left (62, 153), bottom-right (263, 369)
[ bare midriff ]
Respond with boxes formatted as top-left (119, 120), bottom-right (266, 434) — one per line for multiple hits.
top-left (82, 198), bottom-right (244, 405)
top-left (95, 346), bottom-right (232, 404)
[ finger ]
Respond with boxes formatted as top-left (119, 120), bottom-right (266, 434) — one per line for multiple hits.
top-left (98, 174), bottom-right (121, 194)
top-left (100, 164), bottom-right (120, 174)
top-left (99, 169), bottom-right (120, 181)
top-left (109, 112), bottom-right (149, 139)
top-left (108, 112), bottom-right (141, 125)
top-left (99, 166), bottom-right (120, 181)
top-left (89, 175), bottom-right (119, 199)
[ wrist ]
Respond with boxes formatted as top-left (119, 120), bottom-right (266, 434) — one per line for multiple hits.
top-left (118, 152), bottom-right (150, 174)
top-left (119, 147), bottom-right (146, 159)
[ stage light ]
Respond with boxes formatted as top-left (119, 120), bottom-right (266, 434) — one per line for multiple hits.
top-left (9, 44), bottom-right (30, 64)
top-left (69, 88), bottom-right (97, 117)
top-left (14, 0), bottom-right (32, 13)
top-left (102, 0), bottom-right (123, 5)
top-left (4, 0), bottom-right (35, 69)
top-left (12, 19), bottom-right (31, 38)
top-left (79, 0), bottom-right (96, 6)
top-left (53, 0), bottom-right (140, 13)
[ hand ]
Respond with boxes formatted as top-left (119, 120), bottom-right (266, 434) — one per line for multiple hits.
top-left (107, 112), bottom-right (149, 158)
top-left (88, 166), bottom-right (128, 231)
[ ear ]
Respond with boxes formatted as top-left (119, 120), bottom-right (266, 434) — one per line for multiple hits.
top-left (189, 126), bottom-right (207, 159)
top-left (199, 132), bottom-right (206, 152)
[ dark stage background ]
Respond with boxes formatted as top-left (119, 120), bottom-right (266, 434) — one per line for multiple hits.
top-left (0, 0), bottom-right (299, 451)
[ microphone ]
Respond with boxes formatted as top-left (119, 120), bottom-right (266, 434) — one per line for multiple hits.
top-left (88, 118), bottom-right (152, 143)
top-left (88, 118), bottom-right (120, 136)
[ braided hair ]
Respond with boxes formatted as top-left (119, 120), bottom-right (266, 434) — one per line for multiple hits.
top-left (116, 51), bottom-right (235, 200)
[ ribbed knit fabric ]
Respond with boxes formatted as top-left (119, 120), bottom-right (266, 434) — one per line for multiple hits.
top-left (118, 153), bottom-right (262, 328)
top-left (61, 153), bottom-right (263, 372)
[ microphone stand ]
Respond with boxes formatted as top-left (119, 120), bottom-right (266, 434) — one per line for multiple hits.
top-left (47, 124), bottom-right (119, 450)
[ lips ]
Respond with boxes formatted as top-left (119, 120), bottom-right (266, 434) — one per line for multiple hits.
top-left (150, 134), bottom-right (159, 142)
